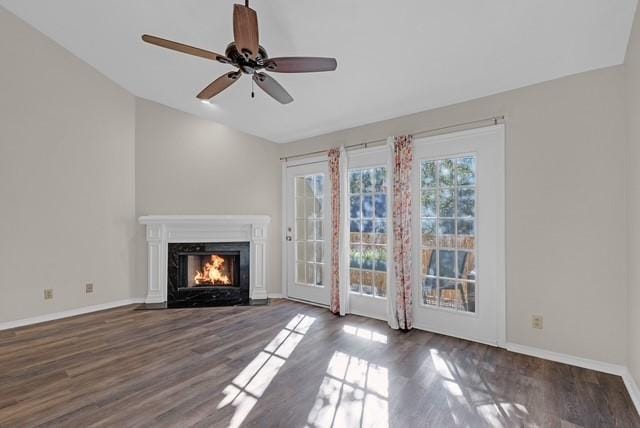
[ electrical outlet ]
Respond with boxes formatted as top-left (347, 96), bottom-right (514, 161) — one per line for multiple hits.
top-left (85, 283), bottom-right (94, 294)
top-left (44, 288), bottom-right (53, 300)
top-left (532, 315), bottom-right (543, 330)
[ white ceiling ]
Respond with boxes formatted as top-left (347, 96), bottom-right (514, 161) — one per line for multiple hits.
top-left (1, 1), bottom-right (637, 143)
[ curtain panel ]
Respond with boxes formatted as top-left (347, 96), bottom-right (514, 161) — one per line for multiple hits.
top-left (391, 135), bottom-right (414, 330)
top-left (328, 148), bottom-right (342, 314)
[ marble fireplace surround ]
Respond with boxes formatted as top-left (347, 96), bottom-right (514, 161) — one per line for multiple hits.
top-left (139, 215), bottom-right (270, 304)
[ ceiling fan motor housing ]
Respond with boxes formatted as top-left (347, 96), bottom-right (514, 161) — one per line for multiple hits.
top-left (225, 42), bottom-right (268, 74)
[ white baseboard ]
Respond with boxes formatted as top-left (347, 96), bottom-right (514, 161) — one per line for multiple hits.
top-left (506, 342), bottom-right (626, 376)
top-left (622, 368), bottom-right (640, 415)
top-left (0, 298), bottom-right (145, 331)
top-left (267, 293), bottom-right (284, 299)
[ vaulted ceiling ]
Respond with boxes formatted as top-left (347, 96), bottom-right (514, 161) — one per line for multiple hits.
top-left (1, 0), bottom-right (637, 143)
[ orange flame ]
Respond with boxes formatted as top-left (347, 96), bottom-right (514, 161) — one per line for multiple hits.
top-left (194, 255), bottom-right (231, 285)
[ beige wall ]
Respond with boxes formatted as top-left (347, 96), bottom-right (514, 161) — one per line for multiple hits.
top-left (134, 99), bottom-right (282, 297)
top-left (281, 66), bottom-right (629, 365)
top-left (0, 8), bottom-right (136, 322)
top-left (626, 4), bottom-right (640, 385)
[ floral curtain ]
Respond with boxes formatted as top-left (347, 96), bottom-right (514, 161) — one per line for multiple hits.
top-left (328, 148), bottom-right (342, 314)
top-left (392, 135), bottom-right (414, 330)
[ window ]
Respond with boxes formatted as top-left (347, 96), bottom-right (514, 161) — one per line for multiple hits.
top-left (349, 167), bottom-right (388, 298)
top-left (295, 174), bottom-right (325, 286)
top-left (420, 156), bottom-right (477, 312)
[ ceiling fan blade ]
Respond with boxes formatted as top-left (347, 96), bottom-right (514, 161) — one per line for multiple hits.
top-left (253, 72), bottom-right (293, 104)
top-left (264, 57), bottom-right (337, 73)
top-left (142, 34), bottom-right (230, 64)
top-left (197, 71), bottom-right (242, 100)
top-left (233, 4), bottom-right (259, 60)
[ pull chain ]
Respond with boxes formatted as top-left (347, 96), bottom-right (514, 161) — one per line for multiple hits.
top-left (251, 79), bottom-right (255, 99)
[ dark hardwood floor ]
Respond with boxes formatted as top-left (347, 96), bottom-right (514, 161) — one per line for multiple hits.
top-left (0, 300), bottom-right (638, 427)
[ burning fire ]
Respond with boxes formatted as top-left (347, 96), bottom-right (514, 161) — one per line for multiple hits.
top-left (194, 255), bottom-right (231, 285)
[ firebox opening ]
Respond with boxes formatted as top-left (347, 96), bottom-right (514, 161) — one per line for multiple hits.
top-left (184, 253), bottom-right (240, 288)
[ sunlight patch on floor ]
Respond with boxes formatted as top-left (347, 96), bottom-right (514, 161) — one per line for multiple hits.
top-left (306, 351), bottom-right (389, 428)
top-left (342, 325), bottom-right (388, 344)
top-left (217, 314), bottom-right (315, 428)
top-left (429, 348), bottom-right (535, 427)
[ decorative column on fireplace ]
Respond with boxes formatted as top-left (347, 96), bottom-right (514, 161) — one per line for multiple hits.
top-left (139, 215), bottom-right (270, 306)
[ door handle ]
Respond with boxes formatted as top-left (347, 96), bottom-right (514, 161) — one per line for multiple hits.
top-left (286, 236), bottom-right (292, 241)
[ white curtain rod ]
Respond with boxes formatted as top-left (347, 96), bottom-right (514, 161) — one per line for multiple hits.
top-left (280, 115), bottom-right (505, 162)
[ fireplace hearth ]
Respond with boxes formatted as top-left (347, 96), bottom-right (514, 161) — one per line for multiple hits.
top-left (167, 242), bottom-right (250, 307)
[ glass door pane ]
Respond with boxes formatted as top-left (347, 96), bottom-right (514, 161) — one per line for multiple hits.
top-left (420, 156), bottom-right (477, 313)
top-left (348, 166), bottom-right (388, 299)
top-left (295, 174), bottom-right (325, 287)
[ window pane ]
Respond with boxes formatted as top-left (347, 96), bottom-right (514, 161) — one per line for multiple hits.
top-left (439, 159), bottom-right (455, 187)
top-left (296, 242), bottom-right (305, 262)
top-left (421, 161), bottom-right (436, 187)
top-left (362, 245), bottom-right (375, 270)
top-left (306, 241), bottom-right (315, 263)
top-left (374, 220), bottom-right (387, 245)
top-left (439, 219), bottom-right (455, 235)
top-left (350, 245), bottom-right (362, 268)
top-left (306, 220), bottom-right (316, 241)
top-left (457, 219), bottom-right (474, 235)
top-left (362, 271), bottom-right (374, 296)
top-left (362, 219), bottom-right (374, 233)
top-left (350, 171), bottom-right (362, 193)
top-left (374, 246), bottom-right (387, 271)
top-left (423, 276), bottom-right (438, 305)
top-left (315, 264), bottom-right (323, 286)
top-left (350, 219), bottom-right (361, 233)
top-left (362, 169), bottom-right (373, 193)
top-left (439, 250), bottom-right (456, 278)
top-left (439, 188), bottom-right (455, 217)
top-left (457, 188), bottom-right (475, 218)
top-left (315, 220), bottom-right (323, 240)
top-left (457, 251), bottom-right (476, 281)
top-left (350, 196), bottom-right (361, 218)
top-left (305, 176), bottom-right (314, 196)
top-left (315, 175), bottom-right (324, 196)
top-left (374, 194), bottom-right (387, 218)
top-left (305, 197), bottom-right (315, 219)
top-left (306, 263), bottom-right (315, 285)
top-left (422, 219), bottom-right (436, 247)
top-left (422, 249), bottom-right (436, 276)
top-left (316, 242), bottom-right (324, 263)
top-left (315, 197), bottom-right (324, 219)
top-left (374, 167), bottom-right (387, 192)
top-left (296, 262), bottom-right (306, 283)
top-left (421, 190), bottom-right (436, 217)
top-left (362, 195), bottom-right (374, 218)
top-left (374, 272), bottom-right (387, 297)
top-left (350, 269), bottom-right (361, 293)
top-left (457, 157), bottom-right (476, 186)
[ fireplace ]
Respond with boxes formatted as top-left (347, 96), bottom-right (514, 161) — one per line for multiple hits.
top-left (167, 242), bottom-right (250, 307)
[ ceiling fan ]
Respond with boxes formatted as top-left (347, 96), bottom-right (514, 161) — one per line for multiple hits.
top-left (141, 1), bottom-right (337, 104)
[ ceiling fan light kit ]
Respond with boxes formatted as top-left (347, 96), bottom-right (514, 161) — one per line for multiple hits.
top-left (141, 1), bottom-right (337, 104)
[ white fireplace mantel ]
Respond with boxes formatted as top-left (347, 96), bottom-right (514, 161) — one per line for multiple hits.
top-left (139, 215), bottom-right (271, 303)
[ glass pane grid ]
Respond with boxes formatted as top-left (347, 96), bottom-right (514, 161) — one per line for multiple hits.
top-left (349, 167), bottom-right (388, 299)
top-left (294, 174), bottom-right (325, 287)
top-left (421, 156), bottom-right (477, 313)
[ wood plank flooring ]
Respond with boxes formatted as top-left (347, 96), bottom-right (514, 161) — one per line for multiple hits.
top-left (0, 300), bottom-right (638, 427)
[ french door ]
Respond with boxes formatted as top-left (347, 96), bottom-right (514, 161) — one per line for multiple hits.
top-left (284, 161), bottom-right (331, 306)
top-left (412, 125), bottom-right (505, 345)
